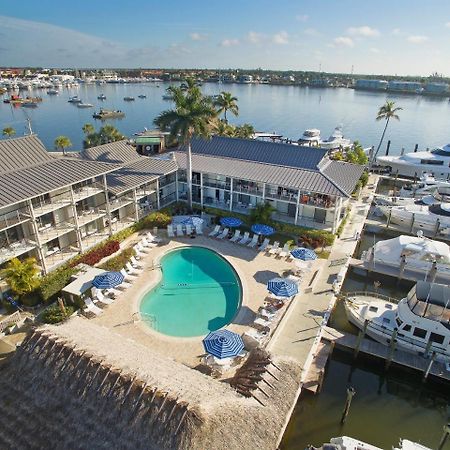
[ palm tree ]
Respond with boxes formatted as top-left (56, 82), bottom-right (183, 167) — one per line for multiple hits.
top-left (2, 126), bottom-right (16, 138)
top-left (249, 202), bottom-right (275, 225)
top-left (214, 91), bottom-right (239, 123)
top-left (213, 119), bottom-right (235, 137)
top-left (373, 101), bottom-right (402, 162)
top-left (82, 123), bottom-right (95, 136)
top-left (234, 123), bottom-right (255, 139)
top-left (154, 85), bottom-right (217, 210)
top-left (54, 135), bottom-right (72, 155)
top-left (0, 257), bottom-right (40, 297)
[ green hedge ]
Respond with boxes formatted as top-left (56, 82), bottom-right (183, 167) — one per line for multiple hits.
top-left (139, 211), bottom-right (172, 229)
top-left (41, 303), bottom-right (75, 324)
top-left (336, 206), bottom-right (351, 238)
top-left (99, 247), bottom-right (135, 272)
top-left (38, 267), bottom-right (77, 303)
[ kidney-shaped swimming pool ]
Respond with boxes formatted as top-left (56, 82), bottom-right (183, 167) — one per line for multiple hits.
top-left (139, 247), bottom-right (242, 337)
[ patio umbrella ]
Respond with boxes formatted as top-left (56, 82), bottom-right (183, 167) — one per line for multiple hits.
top-left (203, 329), bottom-right (244, 359)
top-left (181, 216), bottom-right (204, 228)
top-left (251, 223), bottom-right (275, 236)
top-left (267, 277), bottom-right (299, 297)
top-left (92, 271), bottom-right (124, 289)
top-left (220, 217), bottom-right (243, 228)
top-left (290, 247), bottom-right (317, 261)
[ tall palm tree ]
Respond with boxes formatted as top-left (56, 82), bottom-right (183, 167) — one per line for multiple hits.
top-left (214, 91), bottom-right (239, 123)
top-left (213, 119), bottom-right (235, 137)
top-left (54, 135), bottom-right (72, 155)
top-left (373, 101), bottom-right (402, 161)
top-left (154, 85), bottom-right (217, 210)
top-left (0, 257), bottom-right (40, 297)
top-left (234, 123), bottom-right (255, 139)
top-left (2, 126), bottom-right (16, 138)
top-left (82, 123), bottom-right (95, 136)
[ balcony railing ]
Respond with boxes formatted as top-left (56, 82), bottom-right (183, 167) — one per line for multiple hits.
top-left (109, 197), bottom-right (134, 212)
top-left (37, 223), bottom-right (75, 243)
top-left (203, 180), bottom-right (231, 190)
top-left (136, 188), bottom-right (157, 200)
top-left (44, 247), bottom-right (79, 271)
top-left (234, 185), bottom-right (264, 196)
top-left (0, 208), bottom-right (31, 231)
top-left (0, 239), bottom-right (36, 265)
top-left (265, 191), bottom-right (298, 202)
top-left (72, 184), bottom-right (104, 202)
top-left (32, 198), bottom-right (72, 217)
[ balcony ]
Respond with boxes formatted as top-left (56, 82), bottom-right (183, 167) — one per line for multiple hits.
top-left (37, 223), bottom-right (75, 244)
top-left (81, 230), bottom-right (110, 251)
top-left (234, 185), bottom-right (263, 196)
top-left (72, 185), bottom-right (104, 202)
top-left (43, 247), bottom-right (79, 271)
top-left (0, 240), bottom-right (36, 265)
top-left (299, 194), bottom-right (336, 209)
top-left (77, 209), bottom-right (107, 227)
top-left (0, 209), bottom-right (31, 232)
top-left (203, 180), bottom-right (231, 190)
top-left (265, 190), bottom-right (298, 202)
top-left (136, 188), bottom-right (156, 200)
top-left (109, 197), bottom-right (134, 212)
top-left (110, 217), bottom-right (136, 234)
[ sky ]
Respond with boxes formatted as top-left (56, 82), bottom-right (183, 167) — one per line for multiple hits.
top-left (1, 0), bottom-right (450, 76)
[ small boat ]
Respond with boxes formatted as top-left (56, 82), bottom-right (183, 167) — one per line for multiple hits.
top-left (344, 281), bottom-right (450, 363)
top-left (310, 435), bottom-right (431, 450)
top-left (298, 129), bottom-right (321, 146)
top-left (97, 94), bottom-right (107, 100)
top-left (92, 109), bottom-right (125, 119)
top-left (47, 89), bottom-right (59, 95)
top-left (320, 125), bottom-right (352, 150)
top-left (77, 102), bottom-right (94, 108)
top-left (3, 95), bottom-right (23, 104)
top-left (68, 95), bottom-right (82, 103)
top-left (399, 173), bottom-right (450, 197)
top-left (138, 94), bottom-right (146, 99)
top-left (123, 96), bottom-right (135, 101)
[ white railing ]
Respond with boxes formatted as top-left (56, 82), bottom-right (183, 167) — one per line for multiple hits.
top-left (344, 290), bottom-right (401, 304)
top-left (0, 310), bottom-right (22, 333)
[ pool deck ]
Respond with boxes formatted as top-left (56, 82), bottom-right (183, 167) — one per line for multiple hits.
top-left (92, 235), bottom-right (293, 367)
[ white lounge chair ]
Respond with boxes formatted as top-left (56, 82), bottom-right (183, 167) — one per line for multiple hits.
top-left (84, 297), bottom-right (103, 316)
top-left (167, 224), bottom-right (175, 237)
top-left (238, 232), bottom-right (250, 245)
top-left (208, 225), bottom-right (221, 237)
top-left (146, 231), bottom-right (162, 243)
top-left (278, 243), bottom-right (291, 258)
top-left (116, 279), bottom-right (132, 290)
top-left (247, 234), bottom-right (258, 248)
top-left (195, 225), bottom-right (203, 235)
top-left (230, 230), bottom-right (241, 242)
top-left (141, 237), bottom-right (157, 248)
top-left (135, 242), bottom-right (150, 253)
top-left (126, 262), bottom-right (142, 275)
top-left (120, 268), bottom-right (136, 282)
top-left (258, 308), bottom-right (276, 321)
top-left (130, 255), bottom-right (144, 269)
top-left (217, 227), bottom-right (229, 239)
top-left (94, 290), bottom-right (114, 305)
top-left (185, 224), bottom-right (193, 235)
top-left (133, 246), bottom-right (145, 260)
top-left (176, 224), bottom-right (184, 236)
top-left (268, 241), bottom-right (280, 255)
top-left (253, 317), bottom-right (271, 330)
top-left (257, 238), bottom-right (270, 252)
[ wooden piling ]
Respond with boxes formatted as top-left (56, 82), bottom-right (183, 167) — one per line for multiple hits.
top-left (340, 387), bottom-right (356, 424)
top-left (422, 352), bottom-right (437, 382)
top-left (385, 329), bottom-right (398, 371)
top-left (354, 319), bottom-right (369, 359)
top-left (438, 423), bottom-right (450, 450)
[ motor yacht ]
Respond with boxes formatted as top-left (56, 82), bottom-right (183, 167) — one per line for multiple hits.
top-left (77, 102), bottom-right (94, 108)
top-left (97, 94), bottom-right (106, 100)
top-left (68, 95), bottom-right (82, 103)
top-left (310, 436), bottom-right (431, 450)
top-left (399, 174), bottom-right (450, 197)
top-left (320, 126), bottom-right (352, 150)
top-left (298, 129), bottom-right (321, 146)
top-left (123, 96), bottom-right (135, 101)
top-left (92, 109), bottom-right (125, 119)
top-left (344, 281), bottom-right (450, 362)
top-left (138, 94), bottom-right (147, 99)
top-left (47, 89), bottom-right (59, 95)
top-left (376, 144), bottom-right (450, 179)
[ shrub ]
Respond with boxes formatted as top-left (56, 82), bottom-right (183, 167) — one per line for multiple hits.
top-left (70, 240), bottom-right (120, 267)
top-left (360, 171), bottom-right (369, 187)
top-left (337, 206), bottom-right (351, 238)
top-left (100, 247), bottom-right (135, 272)
top-left (20, 291), bottom-right (41, 307)
top-left (41, 303), bottom-right (75, 324)
top-left (140, 212), bottom-right (172, 229)
top-left (38, 267), bottom-right (77, 303)
top-left (276, 222), bottom-right (335, 246)
top-left (110, 226), bottom-right (137, 242)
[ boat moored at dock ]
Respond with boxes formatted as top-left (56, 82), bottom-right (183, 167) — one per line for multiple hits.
top-left (92, 108), bottom-right (125, 119)
top-left (309, 436), bottom-right (432, 450)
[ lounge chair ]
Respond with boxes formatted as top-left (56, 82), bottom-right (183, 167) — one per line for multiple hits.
top-left (94, 290), bottom-right (114, 305)
top-left (176, 224), bottom-right (184, 236)
top-left (208, 225), bottom-right (221, 237)
top-left (257, 238), bottom-right (270, 252)
top-left (238, 232), bottom-right (250, 245)
top-left (146, 231), bottom-right (162, 243)
top-left (268, 241), bottom-right (280, 255)
top-left (84, 297), bottom-right (103, 316)
top-left (278, 243), bottom-right (291, 258)
top-left (252, 317), bottom-right (271, 332)
top-left (230, 230), bottom-right (241, 242)
top-left (135, 242), bottom-right (150, 253)
top-left (126, 262), bottom-right (142, 275)
top-left (120, 268), bottom-right (136, 282)
top-left (141, 237), bottom-right (157, 248)
top-left (195, 225), bottom-right (203, 235)
top-left (217, 227), bottom-right (229, 239)
top-left (130, 255), bottom-right (144, 268)
top-left (185, 224), bottom-right (193, 235)
top-left (133, 245), bottom-right (145, 260)
top-left (258, 307), bottom-right (276, 321)
top-left (247, 234), bottom-right (258, 248)
top-left (116, 279), bottom-right (132, 290)
top-left (167, 224), bottom-right (175, 237)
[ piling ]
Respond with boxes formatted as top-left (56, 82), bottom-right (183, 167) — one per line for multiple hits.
top-left (422, 352), bottom-right (437, 382)
top-left (354, 319), bottom-right (369, 359)
top-left (340, 387), bottom-right (356, 424)
top-left (438, 423), bottom-right (450, 450)
top-left (385, 140), bottom-right (391, 156)
top-left (385, 328), bottom-right (398, 371)
top-left (414, 144), bottom-right (418, 152)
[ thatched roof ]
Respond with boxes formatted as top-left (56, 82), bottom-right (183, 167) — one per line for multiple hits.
top-left (0, 317), bottom-right (302, 449)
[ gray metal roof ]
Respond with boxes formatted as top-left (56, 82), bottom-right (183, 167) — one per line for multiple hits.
top-left (0, 158), bottom-right (118, 208)
top-left (0, 135), bottom-right (55, 174)
top-left (321, 160), bottom-right (365, 196)
top-left (107, 157), bottom-right (178, 195)
top-left (76, 140), bottom-right (141, 164)
top-left (173, 152), bottom-right (350, 197)
top-left (184, 136), bottom-right (328, 170)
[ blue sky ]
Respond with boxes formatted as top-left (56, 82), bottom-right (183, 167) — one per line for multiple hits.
top-left (2, 0), bottom-right (450, 75)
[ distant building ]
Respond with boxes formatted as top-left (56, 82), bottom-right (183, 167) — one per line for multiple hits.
top-left (310, 78), bottom-right (331, 87)
top-left (423, 82), bottom-right (449, 95)
top-left (388, 81), bottom-right (422, 92)
top-left (355, 79), bottom-right (388, 91)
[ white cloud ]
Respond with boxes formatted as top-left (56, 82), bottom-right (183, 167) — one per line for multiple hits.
top-left (220, 38), bottom-right (239, 47)
top-left (445, 22), bottom-right (450, 28)
top-left (296, 14), bottom-right (309, 22)
top-left (273, 31), bottom-right (289, 45)
top-left (347, 26), bottom-right (380, 37)
top-left (247, 31), bottom-right (263, 44)
top-left (304, 28), bottom-right (321, 37)
top-left (370, 47), bottom-right (380, 53)
top-left (391, 28), bottom-right (401, 35)
top-left (189, 32), bottom-right (207, 41)
top-left (333, 36), bottom-right (354, 47)
top-left (407, 35), bottom-right (429, 44)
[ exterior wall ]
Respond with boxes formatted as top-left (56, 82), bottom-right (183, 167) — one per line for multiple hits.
top-left (355, 79), bottom-right (388, 90)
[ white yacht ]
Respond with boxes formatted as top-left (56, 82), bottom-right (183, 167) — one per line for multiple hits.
top-left (399, 174), bottom-right (450, 197)
top-left (376, 144), bottom-right (450, 179)
top-left (299, 129), bottom-right (321, 146)
top-left (320, 126), bottom-right (352, 150)
top-left (362, 234), bottom-right (450, 281)
top-left (344, 281), bottom-right (450, 362)
top-left (311, 436), bottom-right (431, 450)
top-left (76, 102), bottom-right (94, 108)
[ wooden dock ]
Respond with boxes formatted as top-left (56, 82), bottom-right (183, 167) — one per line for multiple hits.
top-left (321, 326), bottom-right (450, 382)
top-left (347, 258), bottom-right (450, 284)
top-left (302, 341), bottom-right (333, 394)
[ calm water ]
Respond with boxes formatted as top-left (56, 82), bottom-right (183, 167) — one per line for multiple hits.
top-left (1, 83), bottom-right (450, 152)
top-left (139, 247), bottom-right (241, 337)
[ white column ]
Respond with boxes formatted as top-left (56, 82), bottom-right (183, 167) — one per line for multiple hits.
top-left (156, 178), bottom-right (161, 210)
top-left (27, 200), bottom-right (48, 275)
top-left (229, 178), bottom-right (234, 211)
top-left (262, 183), bottom-right (266, 202)
top-left (200, 173), bottom-right (204, 207)
top-left (69, 186), bottom-right (84, 253)
top-left (133, 189), bottom-right (139, 222)
top-left (332, 197), bottom-right (340, 234)
top-left (175, 171), bottom-right (179, 202)
top-left (294, 189), bottom-right (301, 225)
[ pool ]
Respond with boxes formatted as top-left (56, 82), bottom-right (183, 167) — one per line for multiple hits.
top-left (139, 247), bottom-right (242, 337)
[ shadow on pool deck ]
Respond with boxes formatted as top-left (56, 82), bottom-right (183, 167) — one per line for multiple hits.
top-left (232, 305), bottom-right (256, 325)
top-left (253, 270), bottom-right (280, 285)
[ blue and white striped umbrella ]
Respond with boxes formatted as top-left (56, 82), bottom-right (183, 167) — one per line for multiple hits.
top-left (203, 329), bottom-right (244, 359)
top-left (267, 277), bottom-right (299, 297)
top-left (92, 271), bottom-right (125, 289)
top-left (220, 217), bottom-right (243, 228)
top-left (181, 216), bottom-right (204, 227)
top-left (251, 223), bottom-right (275, 236)
top-left (290, 247), bottom-right (317, 261)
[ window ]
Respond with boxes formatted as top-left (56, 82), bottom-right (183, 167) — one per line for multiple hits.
top-left (382, 317), bottom-right (390, 325)
top-left (413, 327), bottom-right (427, 339)
top-left (430, 333), bottom-right (445, 345)
top-left (402, 324), bottom-right (411, 332)
top-left (395, 317), bottom-right (403, 327)
top-left (385, 304), bottom-right (393, 310)
top-left (369, 306), bottom-right (378, 313)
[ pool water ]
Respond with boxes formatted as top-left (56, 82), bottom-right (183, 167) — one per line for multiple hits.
top-left (139, 247), bottom-right (241, 337)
